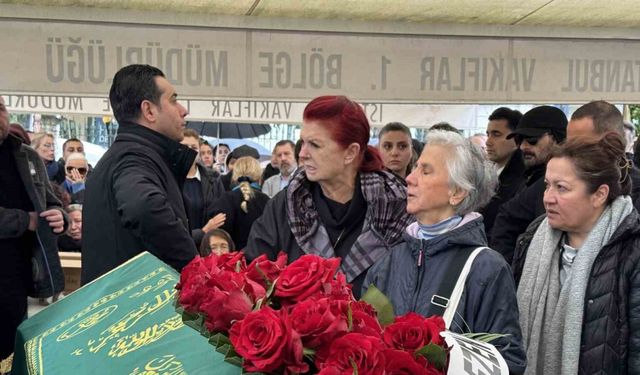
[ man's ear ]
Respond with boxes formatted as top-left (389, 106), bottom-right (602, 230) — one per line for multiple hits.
top-left (139, 100), bottom-right (156, 123)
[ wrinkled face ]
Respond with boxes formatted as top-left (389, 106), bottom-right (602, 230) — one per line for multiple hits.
top-left (485, 119), bottom-right (517, 165)
top-left (0, 96), bottom-right (9, 141)
top-left (68, 210), bottom-right (82, 241)
top-left (299, 120), bottom-right (354, 184)
top-left (199, 144), bottom-right (214, 168)
top-left (36, 136), bottom-right (55, 161)
top-left (543, 157), bottom-right (606, 235)
top-left (63, 140), bottom-right (84, 160)
top-left (406, 145), bottom-right (460, 225)
top-left (379, 130), bottom-right (412, 177)
top-left (180, 136), bottom-right (200, 167)
top-left (519, 133), bottom-right (556, 169)
top-left (151, 76), bottom-right (188, 142)
top-left (274, 144), bottom-right (296, 176)
top-left (216, 145), bottom-right (230, 164)
top-left (209, 235), bottom-right (230, 255)
top-left (567, 117), bottom-right (596, 140)
top-left (65, 157), bottom-right (89, 180)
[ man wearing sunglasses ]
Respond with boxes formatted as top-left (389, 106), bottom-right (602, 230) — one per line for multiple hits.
top-left (490, 106), bottom-right (568, 264)
top-left (62, 152), bottom-right (89, 204)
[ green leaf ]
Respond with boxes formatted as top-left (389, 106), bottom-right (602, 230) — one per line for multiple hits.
top-left (461, 332), bottom-right (510, 343)
top-left (209, 332), bottom-right (231, 348)
top-left (349, 358), bottom-right (359, 375)
top-left (415, 343), bottom-right (446, 370)
top-left (266, 278), bottom-right (277, 300)
top-left (360, 284), bottom-right (395, 326)
top-left (347, 302), bottom-right (353, 331)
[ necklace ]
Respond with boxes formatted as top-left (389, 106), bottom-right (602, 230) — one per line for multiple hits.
top-left (332, 228), bottom-right (347, 250)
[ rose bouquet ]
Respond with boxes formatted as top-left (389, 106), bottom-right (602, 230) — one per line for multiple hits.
top-left (175, 251), bottom-right (448, 375)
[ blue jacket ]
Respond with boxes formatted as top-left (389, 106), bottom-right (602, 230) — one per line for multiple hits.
top-left (364, 214), bottom-right (527, 374)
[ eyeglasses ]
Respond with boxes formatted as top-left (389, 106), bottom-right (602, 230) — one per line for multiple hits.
top-left (66, 167), bottom-right (88, 175)
top-left (514, 134), bottom-right (544, 146)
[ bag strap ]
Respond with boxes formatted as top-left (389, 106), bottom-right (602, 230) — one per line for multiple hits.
top-left (430, 246), bottom-right (487, 329)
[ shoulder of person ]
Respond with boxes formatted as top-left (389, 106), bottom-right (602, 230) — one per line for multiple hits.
top-left (468, 247), bottom-right (512, 285)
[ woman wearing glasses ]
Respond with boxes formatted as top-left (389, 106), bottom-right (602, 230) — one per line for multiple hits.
top-left (62, 152), bottom-right (89, 204)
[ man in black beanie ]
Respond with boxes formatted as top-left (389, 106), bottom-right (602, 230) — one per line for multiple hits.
top-left (490, 105), bottom-right (568, 265)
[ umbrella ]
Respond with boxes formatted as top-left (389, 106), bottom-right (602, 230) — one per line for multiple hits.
top-left (186, 121), bottom-right (271, 139)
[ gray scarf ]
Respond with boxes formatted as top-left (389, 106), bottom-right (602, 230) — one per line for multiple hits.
top-left (517, 196), bottom-right (633, 375)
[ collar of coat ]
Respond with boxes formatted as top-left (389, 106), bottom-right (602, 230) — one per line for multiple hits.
top-left (285, 169), bottom-right (414, 281)
top-left (114, 121), bottom-right (197, 185)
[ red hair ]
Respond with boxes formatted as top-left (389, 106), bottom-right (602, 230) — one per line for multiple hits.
top-left (303, 95), bottom-right (383, 173)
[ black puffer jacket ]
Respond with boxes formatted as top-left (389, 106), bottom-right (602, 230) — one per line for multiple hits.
top-left (82, 121), bottom-right (198, 283)
top-left (512, 209), bottom-right (640, 374)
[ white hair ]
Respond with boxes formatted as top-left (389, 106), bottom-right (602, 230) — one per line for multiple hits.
top-left (424, 130), bottom-right (497, 215)
top-left (66, 152), bottom-right (88, 166)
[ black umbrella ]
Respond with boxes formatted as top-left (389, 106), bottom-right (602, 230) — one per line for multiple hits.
top-left (186, 121), bottom-right (271, 139)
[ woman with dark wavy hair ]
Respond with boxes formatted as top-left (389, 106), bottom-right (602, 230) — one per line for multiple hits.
top-left (245, 95), bottom-right (413, 297)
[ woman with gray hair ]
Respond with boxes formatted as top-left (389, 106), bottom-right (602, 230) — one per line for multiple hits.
top-left (364, 130), bottom-right (527, 374)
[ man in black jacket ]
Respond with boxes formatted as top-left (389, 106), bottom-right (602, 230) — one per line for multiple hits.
top-left (81, 65), bottom-right (198, 284)
top-left (0, 96), bottom-right (67, 366)
top-left (490, 106), bottom-right (568, 263)
top-left (479, 107), bottom-right (524, 241)
top-left (567, 100), bottom-right (640, 208)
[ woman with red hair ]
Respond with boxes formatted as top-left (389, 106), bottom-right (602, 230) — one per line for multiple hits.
top-left (245, 96), bottom-right (413, 297)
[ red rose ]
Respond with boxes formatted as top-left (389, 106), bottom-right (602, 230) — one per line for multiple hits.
top-left (318, 333), bottom-right (386, 375)
top-left (422, 315), bottom-right (446, 346)
top-left (244, 252), bottom-right (288, 300)
top-left (289, 298), bottom-right (348, 353)
top-left (383, 349), bottom-right (442, 375)
top-left (383, 313), bottom-right (445, 352)
top-left (229, 307), bottom-right (308, 374)
top-left (334, 301), bottom-right (383, 338)
top-left (176, 256), bottom-right (212, 312)
top-left (203, 251), bottom-right (247, 272)
top-left (321, 272), bottom-right (353, 301)
top-left (275, 255), bottom-right (340, 304)
top-left (199, 287), bottom-right (253, 333)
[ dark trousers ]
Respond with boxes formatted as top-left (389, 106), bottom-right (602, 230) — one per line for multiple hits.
top-left (0, 286), bottom-right (27, 361)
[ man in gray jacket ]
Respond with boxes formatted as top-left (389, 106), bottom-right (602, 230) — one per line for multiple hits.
top-left (0, 95), bottom-right (66, 367)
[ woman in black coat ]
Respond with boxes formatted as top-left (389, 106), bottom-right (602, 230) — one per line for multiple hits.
top-left (210, 156), bottom-right (270, 250)
top-left (517, 132), bottom-right (640, 375)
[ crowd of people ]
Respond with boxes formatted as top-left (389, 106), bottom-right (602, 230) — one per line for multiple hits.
top-left (2, 63), bottom-right (640, 374)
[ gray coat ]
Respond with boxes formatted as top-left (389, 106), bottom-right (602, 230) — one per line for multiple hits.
top-left (0, 134), bottom-right (66, 297)
top-left (364, 215), bottom-right (527, 374)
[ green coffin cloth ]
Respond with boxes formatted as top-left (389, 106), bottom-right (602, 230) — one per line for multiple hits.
top-left (13, 252), bottom-right (240, 375)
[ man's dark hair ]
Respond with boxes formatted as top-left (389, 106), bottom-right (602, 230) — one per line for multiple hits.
top-left (109, 64), bottom-right (165, 123)
top-left (488, 107), bottom-right (523, 131)
top-left (273, 140), bottom-right (295, 152)
top-left (429, 122), bottom-right (459, 133)
top-left (62, 137), bottom-right (83, 150)
top-left (571, 100), bottom-right (624, 136)
top-left (379, 122), bottom-right (411, 138)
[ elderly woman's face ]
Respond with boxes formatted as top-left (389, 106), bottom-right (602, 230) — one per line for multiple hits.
top-left (209, 236), bottom-right (230, 255)
top-left (543, 157), bottom-right (607, 235)
top-left (299, 120), bottom-right (354, 184)
top-left (406, 145), bottom-right (458, 225)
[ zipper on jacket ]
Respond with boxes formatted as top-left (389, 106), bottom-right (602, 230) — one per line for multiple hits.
top-left (411, 246), bottom-right (427, 311)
